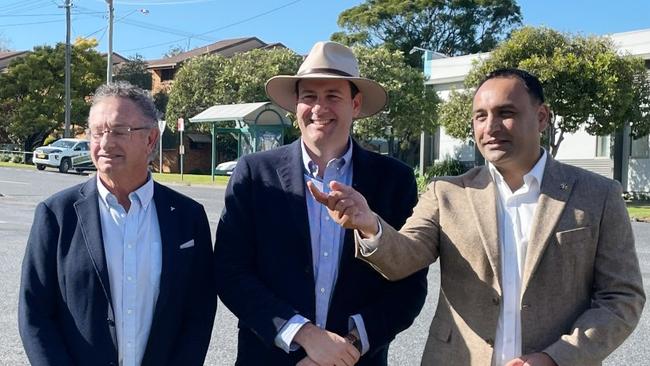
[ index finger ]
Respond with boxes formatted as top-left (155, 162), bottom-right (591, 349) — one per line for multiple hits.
top-left (307, 181), bottom-right (329, 205)
top-left (329, 180), bottom-right (353, 193)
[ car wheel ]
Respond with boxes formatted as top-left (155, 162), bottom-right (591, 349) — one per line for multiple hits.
top-left (36, 164), bottom-right (45, 171)
top-left (59, 158), bottom-right (71, 173)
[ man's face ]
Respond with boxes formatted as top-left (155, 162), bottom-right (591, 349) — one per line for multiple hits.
top-left (296, 79), bottom-right (362, 152)
top-left (88, 96), bottom-right (158, 185)
top-left (472, 77), bottom-right (548, 172)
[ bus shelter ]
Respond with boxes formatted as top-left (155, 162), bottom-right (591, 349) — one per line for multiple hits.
top-left (189, 102), bottom-right (292, 181)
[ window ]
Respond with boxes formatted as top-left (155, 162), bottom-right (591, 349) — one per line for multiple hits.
top-left (631, 135), bottom-right (650, 159)
top-left (160, 68), bottom-right (175, 81)
top-left (595, 135), bottom-right (611, 157)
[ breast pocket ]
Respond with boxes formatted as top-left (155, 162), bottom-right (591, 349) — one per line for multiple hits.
top-left (555, 226), bottom-right (592, 246)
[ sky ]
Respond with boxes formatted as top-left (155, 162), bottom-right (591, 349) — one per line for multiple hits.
top-left (1, 0), bottom-right (649, 60)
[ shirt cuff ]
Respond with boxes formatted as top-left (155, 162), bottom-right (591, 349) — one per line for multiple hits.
top-left (349, 314), bottom-right (370, 355)
top-left (274, 314), bottom-right (310, 353)
top-left (355, 217), bottom-right (383, 256)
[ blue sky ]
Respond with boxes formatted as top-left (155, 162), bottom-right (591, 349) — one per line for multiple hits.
top-left (1, 0), bottom-right (649, 60)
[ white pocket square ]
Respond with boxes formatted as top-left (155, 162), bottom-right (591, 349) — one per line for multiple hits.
top-left (179, 240), bottom-right (195, 249)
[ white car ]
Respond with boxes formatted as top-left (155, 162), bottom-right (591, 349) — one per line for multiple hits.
top-left (33, 138), bottom-right (94, 173)
top-left (215, 160), bottom-right (237, 176)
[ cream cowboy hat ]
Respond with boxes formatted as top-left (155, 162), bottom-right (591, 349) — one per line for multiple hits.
top-left (265, 41), bottom-right (388, 118)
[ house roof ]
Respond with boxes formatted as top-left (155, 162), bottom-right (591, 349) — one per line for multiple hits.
top-left (147, 37), bottom-right (275, 69)
top-left (189, 102), bottom-right (291, 126)
top-left (0, 50), bottom-right (29, 70)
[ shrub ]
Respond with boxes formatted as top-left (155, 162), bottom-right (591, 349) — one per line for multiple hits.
top-left (12, 154), bottom-right (23, 164)
top-left (1, 154), bottom-right (11, 162)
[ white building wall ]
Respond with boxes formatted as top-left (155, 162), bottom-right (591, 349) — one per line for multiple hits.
top-left (629, 159), bottom-right (650, 191)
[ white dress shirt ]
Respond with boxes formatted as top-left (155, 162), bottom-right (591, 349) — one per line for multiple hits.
top-left (358, 151), bottom-right (548, 365)
top-left (489, 151), bottom-right (546, 366)
top-left (274, 139), bottom-right (369, 355)
top-left (97, 176), bottom-right (162, 366)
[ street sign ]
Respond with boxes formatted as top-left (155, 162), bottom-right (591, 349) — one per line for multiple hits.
top-left (158, 120), bottom-right (166, 133)
top-left (177, 117), bottom-right (184, 132)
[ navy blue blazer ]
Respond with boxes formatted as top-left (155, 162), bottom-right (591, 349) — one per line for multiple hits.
top-left (19, 178), bottom-right (217, 366)
top-left (214, 139), bottom-right (428, 366)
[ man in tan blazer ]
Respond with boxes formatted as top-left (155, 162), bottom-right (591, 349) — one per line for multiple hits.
top-left (308, 68), bottom-right (645, 366)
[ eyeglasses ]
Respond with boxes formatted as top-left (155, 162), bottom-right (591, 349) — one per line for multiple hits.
top-left (86, 126), bottom-right (151, 140)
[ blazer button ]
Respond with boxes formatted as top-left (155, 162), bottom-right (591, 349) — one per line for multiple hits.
top-left (109, 362), bottom-right (116, 366)
top-left (492, 297), bottom-right (500, 305)
top-left (485, 338), bottom-right (494, 347)
top-left (107, 318), bottom-right (115, 327)
top-left (522, 303), bottom-right (531, 310)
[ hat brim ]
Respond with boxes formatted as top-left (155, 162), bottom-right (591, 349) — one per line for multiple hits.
top-left (265, 73), bottom-right (388, 119)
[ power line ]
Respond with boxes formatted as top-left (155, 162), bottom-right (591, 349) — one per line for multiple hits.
top-left (0, 11), bottom-right (104, 17)
top-left (118, 0), bottom-right (303, 53)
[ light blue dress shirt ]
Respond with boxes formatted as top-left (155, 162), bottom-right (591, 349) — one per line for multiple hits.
top-left (97, 177), bottom-right (162, 366)
top-left (274, 139), bottom-right (370, 355)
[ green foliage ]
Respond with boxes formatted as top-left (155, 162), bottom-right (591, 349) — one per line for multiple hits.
top-left (0, 37), bottom-right (104, 152)
top-left (43, 135), bottom-right (59, 146)
top-left (415, 158), bottom-right (468, 193)
top-left (11, 154), bottom-right (23, 163)
top-left (163, 45), bottom-right (186, 58)
top-left (166, 48), bottom-right (302, 133)
top-left (353, 46), bottom-right (439, 163)
top-left (439, 27), bottom-right (650, 156)
top-left (113, 54), bottom-right (152, 90)
top-left (0, 154), bottom-right (11, 162)
top-left (333, 0), bottom-right (522, 67)
top-left (438, 89), bottom-right (473, 141)
top-left (153, 91), bottom-right (169, 117)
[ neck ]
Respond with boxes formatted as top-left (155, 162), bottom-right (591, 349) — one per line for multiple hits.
top-left (303, 139), bottom-right (349, 178)
top-left (495, 149), bottom-right (542, 191)
top-left (98, 172), bottom-right (148, 211)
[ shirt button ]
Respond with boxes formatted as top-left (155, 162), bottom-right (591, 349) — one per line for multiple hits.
top-left (323, 252), bottom-right (329, 257)
top-left (127, 342), bottom-right (132, 347)
top-left (127, 276), bottom-right (133, 281)
top-left (320, 288), bottom-right (325, 293)
top-left (325, 216), bottom-right (330, 221)
top-left (127, 309), bottom-right (133, 314)
top-left (127, 245), bottom-right (133, 249)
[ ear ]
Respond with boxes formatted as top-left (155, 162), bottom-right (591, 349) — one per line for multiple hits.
top-left (351, 92), bottom-right (363, 118)
top-left (147, 128), bottom-right (160, 153)
top-left (537, 104), bottom-right (550, 132)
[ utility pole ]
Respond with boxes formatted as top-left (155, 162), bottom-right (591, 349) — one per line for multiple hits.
top-left (63, 0), bottom-right (72, 137)
top-left (106, 0), bottom-right (114, 83)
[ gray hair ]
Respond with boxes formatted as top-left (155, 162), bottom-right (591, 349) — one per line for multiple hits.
top-left (91, 81), bottom-right (160, 127)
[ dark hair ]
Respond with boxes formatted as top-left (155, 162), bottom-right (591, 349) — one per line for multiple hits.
top-left (91, 81), bottom-right (160, 127)
top-left (475, 68), bottom-right (545, 104)
top-left (294, 80), bottom-right (360, 99)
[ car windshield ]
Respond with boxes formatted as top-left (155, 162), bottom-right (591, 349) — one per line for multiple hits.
top-left (50, 140), bottom-right (77, 149)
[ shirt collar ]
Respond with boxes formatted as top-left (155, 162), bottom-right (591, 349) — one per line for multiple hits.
top-left (96, 174), bottom-right (155, 210)
top-left (488, 149), bottom-right (547, 189)
top-left (301, 138), bottom-right (353, 178)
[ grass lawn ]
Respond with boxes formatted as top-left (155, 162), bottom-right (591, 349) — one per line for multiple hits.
top-left (0, 161), bottom-right (34, 169)
top-left (627, 202), bottom-right (650, 221)
top-left (152, 172), bottom-right (230, 186)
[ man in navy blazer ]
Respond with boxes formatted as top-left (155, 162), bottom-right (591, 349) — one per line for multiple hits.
top-left (19, 82), bottom-right (217, 366)
top-left (214, 41), bottom-right (428, 366)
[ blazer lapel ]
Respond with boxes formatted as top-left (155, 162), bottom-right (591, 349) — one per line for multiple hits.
top-left (151, 182), bottom-right (180, 317)
top-left (74, 177), bottom-right (118, 349)
top-left (522, 157), bottom-right (574, 290)
top-left (74, 178), bottom-right (113, 305)
top-left (465, 167), bottom-right (502, 294)
top-left (276, 140), bottom-right (313, 271)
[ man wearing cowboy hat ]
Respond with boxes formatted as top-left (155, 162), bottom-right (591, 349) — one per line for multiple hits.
top-left (214, 41), bottom-right (428, 366)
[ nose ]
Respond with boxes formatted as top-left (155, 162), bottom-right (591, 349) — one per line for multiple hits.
top-left (484, 114), bottom-right (502, 134)
top-left (310, 98), bottom-right (328, 115)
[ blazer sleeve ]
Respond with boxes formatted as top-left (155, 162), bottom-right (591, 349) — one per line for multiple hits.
top-left (543, 181), bottom-right (646, 365)
top-left (214, 157), bottom-right (300, 348)
top-left (168, 204), bottom-right (218, 365)
top-left (18, 202), bottom-right (75, 366)
top-left (357, 172), bottom-right (429, 355)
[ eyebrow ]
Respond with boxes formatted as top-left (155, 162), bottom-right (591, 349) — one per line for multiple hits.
top-left (473, 103), bottom-right (518, 113)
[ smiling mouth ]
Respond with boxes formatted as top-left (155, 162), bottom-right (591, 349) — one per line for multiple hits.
top-left (309, 119), bottom-right (334, 126)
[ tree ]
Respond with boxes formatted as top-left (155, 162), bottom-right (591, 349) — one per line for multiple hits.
top-left (0, 37), bottom-right (104, 153)
top-left (166, 48), bottom-right (302, 132)
top-left (353, 46), bottom-right (439, 164)
top-left (438, 27), bottom-right (650, 157)
top-left (163, 45), bottom-right (186, 58)
top-left (114, 54), bottom-right (152, 90)
top-left (0, 32), bottom-right (10, 52)
top-left (332, 0), bottom-right (522, 67)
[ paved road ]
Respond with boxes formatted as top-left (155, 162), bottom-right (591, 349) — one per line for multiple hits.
top-left (0, 166), bottom-right (648, 365)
